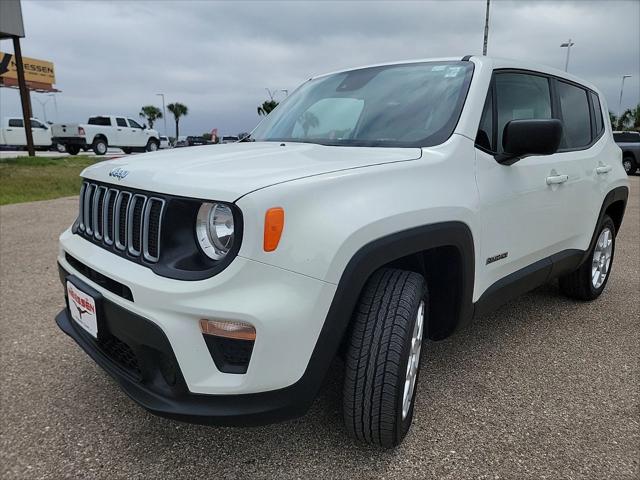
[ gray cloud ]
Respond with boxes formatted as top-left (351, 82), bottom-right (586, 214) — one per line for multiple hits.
top-left (1, 0), bottom-right (638, 137)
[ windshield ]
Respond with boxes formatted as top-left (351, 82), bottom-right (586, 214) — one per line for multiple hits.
top-left (252, 61), bottom-right (473, 147)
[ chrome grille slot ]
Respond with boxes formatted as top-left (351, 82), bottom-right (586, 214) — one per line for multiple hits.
top-left (83, 184), bottom-right (96, 235)
top-left (114, 191), bottom-right (131, 251)
top-left (93, 186), bottom-right (107, 240)
top-left (127, 195), bottom-right (147, 256)
top-left (77, 181), bottom-right (164, 264)
top-left (143, 198), bottom-right (165, 262)
top-left (78, 183), bottom-right (87, 231)
top-left (103, 188), bottom-right (118, 245)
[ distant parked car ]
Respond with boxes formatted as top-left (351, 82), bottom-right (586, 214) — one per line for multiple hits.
top-left (186, 135), bottom-right (207, 146)
top-left (159, 136), bottom-right (171, 149)
top-left (175, 136), bottom-right (188, 147)
top-left (0, 117), bottom-right (56, 150)
top-left (220, 135), bottom-right (239, 144)
top-left (613, 131), bottom-right (640, 175)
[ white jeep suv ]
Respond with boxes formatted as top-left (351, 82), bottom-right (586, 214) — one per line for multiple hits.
top-left (56, 56), bottom-right (629, 448)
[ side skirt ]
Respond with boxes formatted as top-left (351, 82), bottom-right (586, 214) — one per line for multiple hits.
top-left (473, 249), bottom-right (584, 318)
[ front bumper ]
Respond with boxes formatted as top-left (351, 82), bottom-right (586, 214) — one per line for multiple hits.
top-left (57, 229), bottom-right (339, 424)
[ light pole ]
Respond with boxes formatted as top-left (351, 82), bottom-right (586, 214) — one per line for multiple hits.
top-left (156, 93), bottom-right (167, 137)
top-left (618, 74), bottom-right (632, 117)
top-left (34, 96), bottom-right (50, 122)
top-left (560, 39), bottom-right (574, 72)
top-left (48, 93), bottom-right (59, 122)
top-left (482, 0), bottom-right (490, 56)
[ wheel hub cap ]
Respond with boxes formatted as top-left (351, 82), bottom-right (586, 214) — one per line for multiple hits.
top-left (592, 227), bottom-right (613, 289)
top-left (402, 300), bottom-right (424, 419)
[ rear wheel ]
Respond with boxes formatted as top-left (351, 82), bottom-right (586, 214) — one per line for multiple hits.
top-left (559, 215), bottom-right (616, 300)
top-left (93, 138), bottom-right (108, 156)
top-left (343, 268), bottom-right (427, 448)
top-left (66, 144), bottom-right (80, 155)
top-left (623, 156), bottom-right (636, 175)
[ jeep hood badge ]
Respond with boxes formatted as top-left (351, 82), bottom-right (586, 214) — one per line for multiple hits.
top-left (109, 167), bottom-right (129, 180)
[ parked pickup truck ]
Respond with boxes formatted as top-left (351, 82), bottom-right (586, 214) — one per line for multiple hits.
top-left (52, 115), bottom-right (160, 155)
top-left (0, 117), bottom-right (55, 149)
top-left (613, 131), bottom-right (640, 175)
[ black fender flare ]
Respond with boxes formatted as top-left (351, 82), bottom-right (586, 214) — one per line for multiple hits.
top-left (580, 186), bottom-right (629, 266)
top-left (283, 221), bottom-right (476, 414)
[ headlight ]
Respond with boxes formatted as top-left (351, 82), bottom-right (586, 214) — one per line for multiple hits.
top-left (196, 202), bottom-right (235, 260)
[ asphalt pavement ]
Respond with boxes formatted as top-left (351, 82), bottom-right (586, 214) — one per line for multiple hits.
top-left (1, 178), bottom-right (638, 479)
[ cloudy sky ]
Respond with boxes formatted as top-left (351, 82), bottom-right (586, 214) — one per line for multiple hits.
top-left (1, 0), bottom-right (638, 137)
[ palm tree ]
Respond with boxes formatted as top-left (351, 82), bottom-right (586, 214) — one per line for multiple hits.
top-left (257, 100), bottom-right (278, 116)
top-left (139, 105), bottom-right (163, 129)
top-left (622, 104), bottom-right (640, 131)
top-left (300, 111), bottom-right (319, 136)
top-left (167, 102), bottom-right (188, 139)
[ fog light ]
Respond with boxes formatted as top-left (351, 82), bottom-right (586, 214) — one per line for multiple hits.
top-left (199, 319), bottom-right (256, 341)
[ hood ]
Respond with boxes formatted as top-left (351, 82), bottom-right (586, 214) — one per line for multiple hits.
top-left (81, 142), bottom-right (422, 201)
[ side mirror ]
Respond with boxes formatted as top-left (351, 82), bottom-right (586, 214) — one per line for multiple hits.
top-left (496, 119), bottom-right (563, 165)
top-left (142, 124), bottom-right (147, 129)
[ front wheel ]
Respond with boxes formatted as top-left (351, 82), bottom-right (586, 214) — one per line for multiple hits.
top-left (623, 156), bottom-right (636, 175)
top-left (146, 139), bottom-right (159, 152)
top-left (343, 268), bottom-right (427, 448)
top-left (93, 138), bottom-right (108, 156)
top-left (559, 215), bottom-right (616, 300)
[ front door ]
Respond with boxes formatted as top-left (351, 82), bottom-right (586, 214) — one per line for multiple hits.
top-left (127, 118), bottom-right (147, 147)
top-left (475, 71), bottom-right (571, 297)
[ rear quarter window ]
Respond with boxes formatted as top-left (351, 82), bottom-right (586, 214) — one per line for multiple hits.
top-left (88, 117), bottom-right (112, 126)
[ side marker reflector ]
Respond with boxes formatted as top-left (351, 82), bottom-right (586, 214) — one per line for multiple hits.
top-left (263, 207), bottom-right (284, 252)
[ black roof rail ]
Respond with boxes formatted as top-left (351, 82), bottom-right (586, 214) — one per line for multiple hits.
top-left (461, 55), bottom-right (474, 61)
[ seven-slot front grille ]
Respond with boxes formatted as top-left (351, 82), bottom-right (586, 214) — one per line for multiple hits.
top-left (78, 181), bottom-right (165, 263)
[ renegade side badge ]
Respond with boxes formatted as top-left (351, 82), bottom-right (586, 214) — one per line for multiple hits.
top-left (486, 252), bottom-right (508, 265)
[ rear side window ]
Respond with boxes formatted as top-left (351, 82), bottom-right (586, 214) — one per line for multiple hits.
top-left (495, 73), bottom-right (552, 153)
top-left (88, 117), bottom-right (112, 126)
top-left (613, 132), bottom-right (640, 143)
top-left (590, 92), bottom-right (604, 136)
top-left (8, 119), bottom-right (24, 127)
top-left (557, 81), bottom-right (591, 148)
top-left (116, 118), bottom-right (127, 127)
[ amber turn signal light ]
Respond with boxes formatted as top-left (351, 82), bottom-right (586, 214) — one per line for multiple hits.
top-left (199, 319), bottom-right (256, 341)
top-left (263, 207), bottom-right (285, 252)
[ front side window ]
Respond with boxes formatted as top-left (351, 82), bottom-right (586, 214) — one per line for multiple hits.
top-left (495, 73), bottom-right (552, 154)
top-left (8, 119), bottom-right (24, 128)
top-left (252, 61), bottom-right (474, 147)
top-left (128, 119), bottom-right (142, 129)
top-left (557, 81), bottom-right (591, 148)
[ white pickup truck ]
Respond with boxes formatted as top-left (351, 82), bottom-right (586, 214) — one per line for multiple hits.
top-left (0, 117), bottom-right (55, 149)
top-left (52, 115), bottom-right (160, 155)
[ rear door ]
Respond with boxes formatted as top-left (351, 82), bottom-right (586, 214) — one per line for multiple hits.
top-left (550, 79), bottom-right (603, 251)
top-left (475, 71), bottom-right (571, 295)
top-left (114, 117), bottom-right (129, 146)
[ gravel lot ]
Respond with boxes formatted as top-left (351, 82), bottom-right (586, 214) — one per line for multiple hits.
top-left (1, 178), bottom-right (638, 480)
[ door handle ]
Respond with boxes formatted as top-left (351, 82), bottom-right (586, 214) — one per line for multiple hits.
top-left (546, 174), bottom-right (568, 185)
top-left (596, 165), bottom-right (612, 174)
top-left (6, 129), bottom-right (12, 131)
top-left (117, 128), bottom-right (122, 131)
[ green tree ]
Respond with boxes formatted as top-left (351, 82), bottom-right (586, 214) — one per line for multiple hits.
top-left (139, 105), bottom-right (163, 129)
top-left (621, 104), bottom-right (640, 131)
top-left (257, 100), bottom-right (278, 116)
top-left (167, 102), bottom-right (188, 139)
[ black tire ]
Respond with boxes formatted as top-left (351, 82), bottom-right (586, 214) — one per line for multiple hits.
top-left (343, 268), bottom-right (427, 448)
top-left (121, 147), bottom-right (132, 154)
top-left (66, 144), bottom-right (80, 155)
top-left (559, 215), bottom-right (616, 301)
top-left (146, 139), bottom-right (159, 152)
top-left (93, 138), bottom-right (108, 156)
top-left (622, 156), bottom-right (636, 175)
